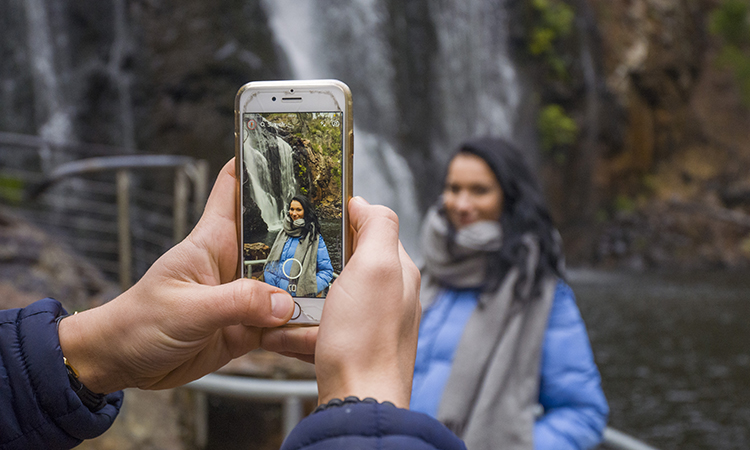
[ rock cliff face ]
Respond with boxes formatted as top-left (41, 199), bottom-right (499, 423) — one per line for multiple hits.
top-left (581, 0), bottom-right (750, 269)
top-left (2, 0), bottom-right (749, 270)
top-left (0, 211), bottom-right (117, 311)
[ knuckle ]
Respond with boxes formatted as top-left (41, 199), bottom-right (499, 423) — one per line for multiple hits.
top-left (233, 279), bottom-right (260, 315)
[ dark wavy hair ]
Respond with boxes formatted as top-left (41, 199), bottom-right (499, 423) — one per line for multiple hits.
top-left (289, 194), bottom-right (321, 239)
top-left (447, 137), bottom-right (565, 298)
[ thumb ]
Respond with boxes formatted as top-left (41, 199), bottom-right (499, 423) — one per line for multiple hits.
top-left (196, 279), bottom-right (295, 329)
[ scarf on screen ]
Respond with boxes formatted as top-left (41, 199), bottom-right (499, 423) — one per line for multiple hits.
top-left (420, 206), bottom-right (556, 450)
top-left (266, 215), bottom-right (319, 297)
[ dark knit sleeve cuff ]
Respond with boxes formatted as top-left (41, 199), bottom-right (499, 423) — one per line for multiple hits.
top-left (281, 397), bottom-right (467, 450)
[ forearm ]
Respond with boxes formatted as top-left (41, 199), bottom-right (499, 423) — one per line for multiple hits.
top-left (0, 299), bottom-right (123, 449)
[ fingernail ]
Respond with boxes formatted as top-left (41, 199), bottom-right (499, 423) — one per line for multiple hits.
top-left (271, 293), bottom-right (292, 319)
top-left (352, 196), bottom-right (369, 205)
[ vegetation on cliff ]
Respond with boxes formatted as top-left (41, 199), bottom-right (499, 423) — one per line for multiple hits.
top-left (710, 0), bottom-right (750, 106)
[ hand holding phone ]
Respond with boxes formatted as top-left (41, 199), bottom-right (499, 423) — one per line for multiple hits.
top-left (235, 80), bottom-right (353, 325)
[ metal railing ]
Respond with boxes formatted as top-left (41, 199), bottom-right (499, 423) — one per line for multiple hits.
top-left (0, 132), bottom-right (209, 290)
top-left (38, 155), bottom-right (209, 290)
top-left (185, 374), bottom-right (659, 449)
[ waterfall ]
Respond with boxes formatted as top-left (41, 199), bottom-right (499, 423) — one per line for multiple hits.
top-left (243, 121), bottom-right (297, 230)
top-left (110, 0), bottom-right (136, 151)
top-left (428, 0), bottom-right (523, 153)
top-left (22, 0), bottom-right (74, 168)
top-left (263, 0), bottom-right (423, 256)
top-left (262, 0), bottom-right (527, 260)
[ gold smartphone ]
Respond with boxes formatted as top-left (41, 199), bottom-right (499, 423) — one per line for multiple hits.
top-left (235, 80), bottom-right (353, 325)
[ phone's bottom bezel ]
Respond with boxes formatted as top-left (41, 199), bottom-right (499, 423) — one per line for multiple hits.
top-left (284, 297), bottom-right (325, 326)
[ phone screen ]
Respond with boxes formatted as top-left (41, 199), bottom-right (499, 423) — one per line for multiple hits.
top-left (241, 112), bottom-right (343, 299)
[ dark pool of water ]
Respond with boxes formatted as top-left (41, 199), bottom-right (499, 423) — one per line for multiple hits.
top-left (569, 269), bottom-right (750, 450)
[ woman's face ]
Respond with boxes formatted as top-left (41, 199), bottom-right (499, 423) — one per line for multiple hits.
top-left (443, 153), bottom-right (503, 230)
top-left (289, 200), bottom-right (305, 221)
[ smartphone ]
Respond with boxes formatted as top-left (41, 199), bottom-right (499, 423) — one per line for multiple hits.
top-left (235, 80), bottom-right (353, 325)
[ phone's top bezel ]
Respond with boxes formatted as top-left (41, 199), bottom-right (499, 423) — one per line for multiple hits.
top-left (234, 80), bottom-right (354, 284)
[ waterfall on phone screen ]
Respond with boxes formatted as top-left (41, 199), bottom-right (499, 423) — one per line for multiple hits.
top-left (244, 122), bottom-right (297, 230)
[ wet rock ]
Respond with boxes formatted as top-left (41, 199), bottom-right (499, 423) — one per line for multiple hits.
top-left (0, 209), bottom-right (192, 449)
top-left (0, 208), bottom-right (118, 311)
top-left (244, 242), bottom-right (270, 260)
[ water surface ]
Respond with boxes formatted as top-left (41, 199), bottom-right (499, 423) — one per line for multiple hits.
top-left (570, 270), bottom-right (750, 450)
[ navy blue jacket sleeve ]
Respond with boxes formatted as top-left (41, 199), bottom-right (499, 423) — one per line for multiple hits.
top-left (0, 298), bottom-right (123, 450)
top-left (281, 400), bottom-right (467, 450)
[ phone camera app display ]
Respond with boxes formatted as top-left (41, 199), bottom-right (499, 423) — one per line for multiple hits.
top-left (241, 112), bottom-right (344, 299)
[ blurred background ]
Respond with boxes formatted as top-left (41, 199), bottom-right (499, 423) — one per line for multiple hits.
top-left (1, 0), bottom-right (749, 449)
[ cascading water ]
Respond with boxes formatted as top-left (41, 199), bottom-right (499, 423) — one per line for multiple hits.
top-left (263, 0), bottom-right (423, 255)
top-left (22, 0), bottom-right (75, 167)
top-left (262, 0), bottom-right (528, 259)
top-left (243, 120), bottom-right (297, 230)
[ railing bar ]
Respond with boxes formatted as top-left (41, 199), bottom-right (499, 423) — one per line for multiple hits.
top-left (602, 427), bottom-right (660, 450)
top-left (131, 230), bottom-right (174, 249)
top-left (0, 168), bottom-right (47, 183)
top-left (132, 189), bottom-right (174, 206)
top-left (130, 212), bottom-right (175, 231)
top-left (0, 131), bottom-right (129, 155)
top-left (35, 199), bottom-right (119, 216)
top-left (186, 374), bottom-right (318, 400)
top-left (67, 240), bottom-right (120, 253)
top-left (43, 218), bottom-right (120, 234)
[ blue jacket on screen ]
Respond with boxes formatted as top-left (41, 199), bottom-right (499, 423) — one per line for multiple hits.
top-left (281, 399), bottom-right (467, 450)
top-left (264, 236), bottom-right (334, 295)
top-left (411, 281), bottom-right (608, 450)
top-left (0, 298), bottom-right (123, 450)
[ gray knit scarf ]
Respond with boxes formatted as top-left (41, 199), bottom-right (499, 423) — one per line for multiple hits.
top-left (265, 215), bottom-right (319, 297)
top-left (420, 206), bottom-right (556, 450)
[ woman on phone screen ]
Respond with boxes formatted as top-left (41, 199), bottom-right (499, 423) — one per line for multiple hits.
top-left (264, 195), bottom-right (333, 297)
top-left (410, 137), bottom-right (608, 450)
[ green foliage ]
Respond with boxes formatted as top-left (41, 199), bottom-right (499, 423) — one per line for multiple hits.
top-left (538, 104), bottom-right (578, 161)
top-left (330, 164), bottom-right (341, 190)
top-left (710, 0), bottom-right (750, 46)
top-left (710, 0), bottom-right (750, 106)
top-left (0, 175), bottom-right (24, 204)
top-left (264, 112), bottom-right (343, 158)
top-left (614, 195), bottom-right (636, 214)
top-left (527, 0), bottom-right (576, 79)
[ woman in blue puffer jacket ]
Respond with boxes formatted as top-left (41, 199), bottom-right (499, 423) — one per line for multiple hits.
top-left (410, 137), bottom-right (608, 450)
top-left (264, 195), bottom-right (334, 297)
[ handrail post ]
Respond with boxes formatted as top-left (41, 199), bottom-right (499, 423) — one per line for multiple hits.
top-left (116, 169), bottom-right (132, 291)
top-left (189, 160), bottom-right (210, 222)
top-left (283, 396), bottom-right (304, 438)
top-left (174, 165), bottom-right (189, 242)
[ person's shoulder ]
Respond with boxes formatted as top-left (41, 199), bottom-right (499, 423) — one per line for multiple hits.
top-left (548, 279), bottom-right (582, 326)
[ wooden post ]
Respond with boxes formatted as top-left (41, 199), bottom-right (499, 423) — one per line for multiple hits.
top-left (116, 170), bottom-right (132, 291)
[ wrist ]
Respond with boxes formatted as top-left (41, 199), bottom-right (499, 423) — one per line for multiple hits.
top-left (57, 304), bottom-right (129, 394)
top-left (316, 367), bottom-right (412, 409)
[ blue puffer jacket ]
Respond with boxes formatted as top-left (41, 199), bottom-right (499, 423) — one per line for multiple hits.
top-left (411, 281), bottom-right (608, 450)
top-left (281, 399), bottom-right (467, 450)
top-left (0, 298), bottom-right (123, 450)
top-left (264, 235), bottom-right (334, 295)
